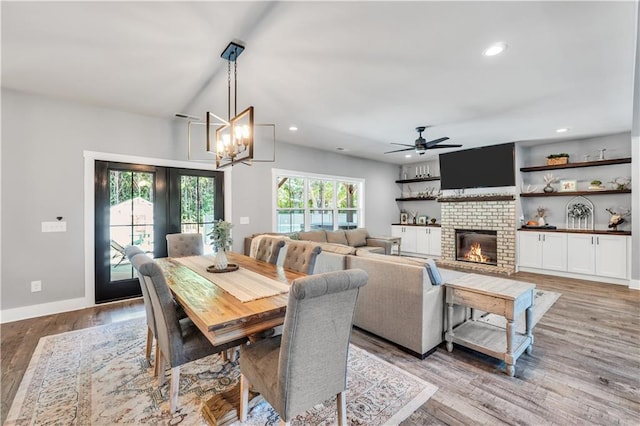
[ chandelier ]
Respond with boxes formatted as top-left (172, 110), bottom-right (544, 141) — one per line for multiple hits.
top-left (177, 40), bottom-right (275, 168)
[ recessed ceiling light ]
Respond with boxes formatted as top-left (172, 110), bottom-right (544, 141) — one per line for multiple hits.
top-left (289, 126), bottom-right (298, 131)
top-left (336, 147), bottom-right (345, 151)
top-left (405, 154), bottom-right (412, 158)
top-left (483, 42), bottom-right (507, 57)
top-left (556, 128), bottom-right (570, 133)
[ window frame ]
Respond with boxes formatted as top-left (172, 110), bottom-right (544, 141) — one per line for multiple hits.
top-left (272, 168), bottom-right (365, 232)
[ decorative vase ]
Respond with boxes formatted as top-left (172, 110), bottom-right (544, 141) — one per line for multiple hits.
top-left (543, 183), bottom-right (554, 193)
top-left (214, 248), bottom-right (228, 270)
top-left (537, 216), bottom-right (546, 226)
top-left (413, 217), bottom-right (417, 224)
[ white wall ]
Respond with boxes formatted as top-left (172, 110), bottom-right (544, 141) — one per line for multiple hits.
top-left (1, 89), bottom-right (177, 312)
top-left (227, 142), bottom-right (399, 253)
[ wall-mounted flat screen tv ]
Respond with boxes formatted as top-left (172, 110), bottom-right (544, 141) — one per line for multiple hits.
top-left (439, 142), bottom-right (515, 190)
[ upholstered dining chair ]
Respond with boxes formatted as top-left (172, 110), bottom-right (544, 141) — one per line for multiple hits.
top-left (252, 236), bottom-right (286, 264)
top-left (166, 233), bottom-right (204, 258)
top-left (130, 252), bottom-right (247, 414)
top-left (239, 269), bottom-right (369, 425)
top-left (281, 241), bottom-right (322, 274)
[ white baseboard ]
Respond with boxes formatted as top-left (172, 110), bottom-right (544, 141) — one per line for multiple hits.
top-left (0, 297), bottom-right (92, 324)
top-left (630, 279), bottom-right (640, 290)
top-left (517, 267), bottom-right (630, 287)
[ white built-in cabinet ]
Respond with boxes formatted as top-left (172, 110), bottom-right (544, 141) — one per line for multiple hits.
top-left (567, 233), bottom-right (628, 279)
top-left (518, 230), bottom-right (630, 283)
top-left (518, 232), bottom-right (567, 271)
top-left (391, 225), bottom-right (441, 257)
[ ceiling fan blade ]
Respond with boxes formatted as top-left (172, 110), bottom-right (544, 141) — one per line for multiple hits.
top-left (390, 143), bottom-right (415, 147)
top-left (425, 137), bottom-right (450, 147)
top-left (384, 147), bottom-right (414, 154)
top-left (428, 144), bottom-right (463, 149)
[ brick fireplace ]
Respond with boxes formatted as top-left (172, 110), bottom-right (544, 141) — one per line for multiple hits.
top-left (439, 195), bottom-right (516, 274)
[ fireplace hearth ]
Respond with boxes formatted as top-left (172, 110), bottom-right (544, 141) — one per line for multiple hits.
top-left (455, 229), bottom-right (498, 266)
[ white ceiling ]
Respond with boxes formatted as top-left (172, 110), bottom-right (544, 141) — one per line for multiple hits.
top-left (2, 1), bottom-right (637, 164)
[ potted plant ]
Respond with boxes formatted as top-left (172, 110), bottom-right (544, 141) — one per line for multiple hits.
top-left (589, 180), bottom-right (603, 190)
top-left (546, 153), bottom-right (570, 166)
top-left (209, 219), bottom-right (233, 269)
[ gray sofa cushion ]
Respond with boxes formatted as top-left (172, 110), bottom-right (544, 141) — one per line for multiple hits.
top-left (326, 230), bottom-right (348, 245)
top-left (298, 230), bottom-right (327, 243)
top-left (345, 229), bottom-right (369, 247)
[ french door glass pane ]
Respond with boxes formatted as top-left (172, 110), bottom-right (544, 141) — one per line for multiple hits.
top-left (181, 175), bottom-right (216, 253)
top-left (109, 170), bottom-right (155, 282)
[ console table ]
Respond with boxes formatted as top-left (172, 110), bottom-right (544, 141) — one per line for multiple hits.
top-left (444, 274), bottom-right (535, 376)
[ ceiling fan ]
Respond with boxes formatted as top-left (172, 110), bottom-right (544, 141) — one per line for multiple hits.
top-left (384, 126), bottom-right (462, 155)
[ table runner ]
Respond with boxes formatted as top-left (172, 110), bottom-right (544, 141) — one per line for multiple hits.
top-left (175, 255), bottom-right (290, 302)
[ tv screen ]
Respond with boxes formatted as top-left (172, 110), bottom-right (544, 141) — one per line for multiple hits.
top-left (439, 143), bottom-right (515, 190)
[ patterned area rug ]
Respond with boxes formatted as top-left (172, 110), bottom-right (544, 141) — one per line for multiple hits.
top-left (6, 318), bottom-right (437, 425)
top-left (477, 289), bottom-right (561, 333)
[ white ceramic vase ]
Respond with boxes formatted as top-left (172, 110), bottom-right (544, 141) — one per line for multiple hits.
top-left (537, 216), bottom-right (546, 226)
top-left (214, 248), bottom-right (228, 270)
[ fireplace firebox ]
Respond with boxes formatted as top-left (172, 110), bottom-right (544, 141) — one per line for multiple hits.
top-left (455, 229), bottom-right (498, 266)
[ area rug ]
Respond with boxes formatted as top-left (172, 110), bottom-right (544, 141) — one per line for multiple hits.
top-left (5, 318), bottom-right (437, 425)
top-left (476, 289), bottom-right (561, 333)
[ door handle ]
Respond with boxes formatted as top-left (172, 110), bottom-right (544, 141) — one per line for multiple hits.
top-left (591, 236), bottom-right (594, 244)
top-left (597, 236), bottom-right (600, 245)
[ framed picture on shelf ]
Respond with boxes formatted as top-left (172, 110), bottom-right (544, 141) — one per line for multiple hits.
top-left (417, 215), bottom-right (428, 225)
top-left (559, 180), bottom-right (577, 192)
top-left (400, 212), bottom-right (408, 224)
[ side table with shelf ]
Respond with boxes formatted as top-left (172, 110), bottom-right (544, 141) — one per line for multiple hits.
top-left (445, 273), bottom-right (535, 377)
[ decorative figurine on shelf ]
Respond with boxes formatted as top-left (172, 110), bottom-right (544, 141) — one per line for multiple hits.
top-left (588, 180), bottom-right (604, 191)
top-left (606, 207), bottom-right (630, 231)
top-left (430, 218), bottom-right (437, 225)
top-left (609, 177), bottom-right (631, 191)
top-left (536, 206), bottom-right (547, 226)
top-left (543, 173), bottom-right (557, 193)
top-left (599, 148), bottom-right (606, 160)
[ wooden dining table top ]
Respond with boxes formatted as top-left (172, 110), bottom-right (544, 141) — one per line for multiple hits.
top-left (155, 252), bottom-right (305, 346)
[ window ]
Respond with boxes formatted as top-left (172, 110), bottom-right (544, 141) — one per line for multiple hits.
top-left (274, 170), bottom-right (363, 232)
top-left (180, 175), bottom-right (216, 240)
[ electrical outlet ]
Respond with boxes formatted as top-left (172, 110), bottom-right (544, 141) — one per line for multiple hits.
top-left (31, 280), bottom-right (42, 292)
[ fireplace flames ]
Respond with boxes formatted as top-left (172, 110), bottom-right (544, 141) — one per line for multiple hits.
top-left (463, 242), bottom-right (491, 263)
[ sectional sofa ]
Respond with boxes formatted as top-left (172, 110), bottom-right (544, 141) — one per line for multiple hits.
top-left (245, 233), bottom-right (467, 358)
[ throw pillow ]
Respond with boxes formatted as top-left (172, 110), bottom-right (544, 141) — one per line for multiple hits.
top-left (298, 230), bottom-right (327, 243)
top-left (345, 229), bottom-right (368, 247)
top-left (425, 258), bottom-right (443, 285)
top-left (326, 230), bottom-right (348, 245)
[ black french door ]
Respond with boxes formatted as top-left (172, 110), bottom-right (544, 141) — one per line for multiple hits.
top-left (94, 161), bottom-right (223, 303)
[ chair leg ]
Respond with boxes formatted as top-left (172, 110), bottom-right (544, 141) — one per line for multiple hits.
top-left (337, 391), bottom-right (346, 426)
top-left (145, 327), bottom-right (153, 362)
top-left (154, 344), bottom-right (161, 377)
top-left (240, 374), bottom-right (250, 422)
top-left (170, 366), bottom-right (180, 414)
top-left (222, 350), bottom-right (228, 362)
top-left (157, 351), bottom-right (166, 387)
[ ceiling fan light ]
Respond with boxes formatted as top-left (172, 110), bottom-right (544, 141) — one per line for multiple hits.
top-left (483, 42), bottom-right (507, 57)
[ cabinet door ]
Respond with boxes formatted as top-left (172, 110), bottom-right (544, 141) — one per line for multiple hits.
top-left (429, 227), bottom-right (442, 256)
top-left (402, 227), bottom-right (418, 253)
top-left (595, 235), bottom-right (628, 279)
top-left (518, 232), bottom-right (542, 268)
top-left (391, 225), bottom-right (403, 239)
top-left (567, 234), bottom-right (596, 275)
top-left (541, 233), bottom-right (567, 271)
top-left (416, 227), bottom-right (430, 254)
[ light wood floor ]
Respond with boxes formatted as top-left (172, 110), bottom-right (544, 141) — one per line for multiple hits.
top-left (2, 272), bottom-right (639, 425)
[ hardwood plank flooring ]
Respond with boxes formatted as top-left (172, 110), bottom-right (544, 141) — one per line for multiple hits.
top-left (2, 272), bottom-right (639, 425)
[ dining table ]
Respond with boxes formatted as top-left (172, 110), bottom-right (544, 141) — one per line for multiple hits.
top-left (156, 251), bottom-right (306, 347)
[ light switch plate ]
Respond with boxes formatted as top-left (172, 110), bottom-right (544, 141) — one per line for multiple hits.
top-left (42, 221), bottom-right (67, 232)
top-left (239, 216), bottom-right (250, 225)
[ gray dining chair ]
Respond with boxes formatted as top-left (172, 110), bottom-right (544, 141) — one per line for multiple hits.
top-left (239, 269), bottom-right (368, 425)
top-left (130, 252), bottom-right (247, 414)
top-left (166, 233), bottom-right (204, 258)
top-left (252, 236), bottom-right (286, 264)
top-left (281, 241), bottom-right (322, 274)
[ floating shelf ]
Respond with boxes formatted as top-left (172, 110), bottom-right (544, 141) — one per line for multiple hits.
top-left (520, 157), bottom-right (631, 172)
top-left (438, 195), bottom-right (515, 203)
top-left (395, 197), bottom-right (438, 201)
top-left (395, 176), bottom-right (441, 184)
top-left (520, 189), bottom-right (631, 197)
top-left (518, 228), bottom-right (631, 236)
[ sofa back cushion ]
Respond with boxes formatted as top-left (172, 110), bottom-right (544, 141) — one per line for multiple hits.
top-left (345, 229), bottom-right (369, 247)
top-left (298, 230), bottom-right (327, 243)
top-left (326, 230), bottom-right (348, 246)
